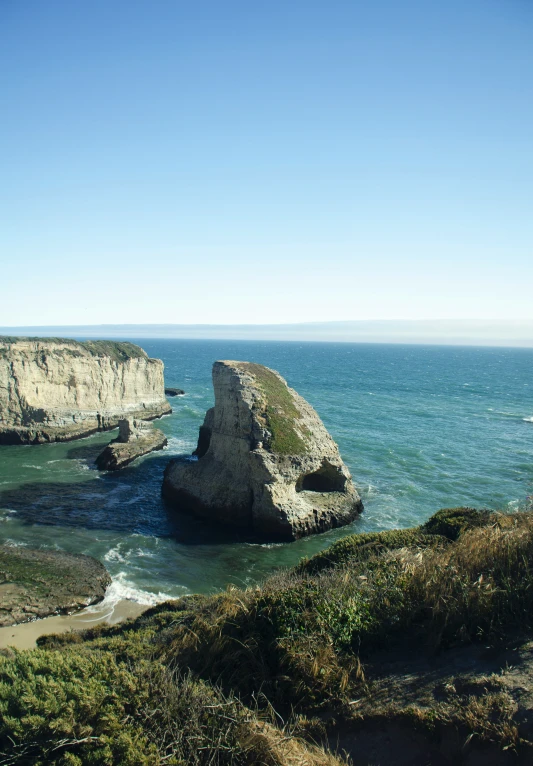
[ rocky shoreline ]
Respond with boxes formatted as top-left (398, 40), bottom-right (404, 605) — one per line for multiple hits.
top-left (0, 545), bottom-right (111, 627)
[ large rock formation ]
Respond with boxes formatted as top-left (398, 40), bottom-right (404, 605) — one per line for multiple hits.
top-left (95, 417), bottom-right (167, 471)
top-left (0, 337), bottom-right (172, 444)
top-left (163, 360), bottom-right (362, 541)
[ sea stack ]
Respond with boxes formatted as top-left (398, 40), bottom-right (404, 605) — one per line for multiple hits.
top-left (95, 417), bottom-right (167, 471)
top-left (0, 337), bottom-right (172, 444)
top-left (163, 360), bottom-right (362, 541)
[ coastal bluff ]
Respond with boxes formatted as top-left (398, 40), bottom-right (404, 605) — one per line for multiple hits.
top-left (0, 337), bottom-right (171, 444)
top-left (163, 360), bottom-right (362, 541)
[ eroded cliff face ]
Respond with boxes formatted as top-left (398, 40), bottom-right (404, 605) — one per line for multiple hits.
top-left (0, 338), bottom-right (172, 444)
top-left (163, 360), bottom-right (362, 541)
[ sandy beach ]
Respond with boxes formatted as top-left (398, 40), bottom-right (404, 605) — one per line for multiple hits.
top-left (0, 598), bottom-right (149, 650)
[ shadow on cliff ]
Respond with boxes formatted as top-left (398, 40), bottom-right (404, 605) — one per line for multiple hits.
top-left (0, 454), bottom-right (246, 545)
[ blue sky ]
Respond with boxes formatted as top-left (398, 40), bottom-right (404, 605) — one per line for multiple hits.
top-left (1, 0), bottom-right (532, 327)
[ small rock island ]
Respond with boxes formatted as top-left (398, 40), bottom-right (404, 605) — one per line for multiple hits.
top-left (0, 337), bottom-right (172, 444)
top-left (165, 387), bottom-right (185, 397)
top-left (163, 360), bottom-right (362, 541)
top-left (96, 417), bottom-right (167, 471)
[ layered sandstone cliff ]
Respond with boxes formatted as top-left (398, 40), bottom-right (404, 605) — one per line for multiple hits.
top-left (163, 360), bottom-right (362, 541)
top-left (0, 337), bottom-right (172, 444)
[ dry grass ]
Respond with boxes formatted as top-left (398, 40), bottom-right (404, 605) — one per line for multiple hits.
top-left (155, 511), bottom-right (533, 715)
top-left (375, 674), bottom-right (521, 752)
top-left (6, 507), bottom-right (533, 763)
top-left (408, 512), bottom-right (533, 645)
top-left (238, 720), bottom-right (346, 766)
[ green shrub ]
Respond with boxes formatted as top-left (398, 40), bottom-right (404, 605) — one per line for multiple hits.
top-left (421, 506), bottom-right (493, 540)
top-left (297, 528), bottom-right (448, 575)
top-left (0, 649), bottom-right (160, 764)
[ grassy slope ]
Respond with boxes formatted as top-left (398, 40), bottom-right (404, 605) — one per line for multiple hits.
top-left (2, 507), bottom-right (533, 764)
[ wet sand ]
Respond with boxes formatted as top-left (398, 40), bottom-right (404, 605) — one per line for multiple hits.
top-left (0, 599), bottom-right (149, 650)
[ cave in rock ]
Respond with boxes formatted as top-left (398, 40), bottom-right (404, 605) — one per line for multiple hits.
top-left (297, 460), bottom-right (347, 493)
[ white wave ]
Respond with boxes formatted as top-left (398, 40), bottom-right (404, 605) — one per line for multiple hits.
top-left (21, 464), bottom-right (43, 469)
top-left (166, 436), bottom-right (195, 452)
top-left (182, 405), bottom-right (203, 417)
top-left (104, 544), bottom-right (128, 564)
top-left (135, 547), bottom-right (156, 558)
top-left (2, 539), bottom-right (28, 547)
top-left (523, 417), bottom-right (533, 423)
top-left (83, 573), bottom-right (175, 618)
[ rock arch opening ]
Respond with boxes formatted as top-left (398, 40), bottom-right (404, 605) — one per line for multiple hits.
top-left (296, 460), bottom-right (347, 493)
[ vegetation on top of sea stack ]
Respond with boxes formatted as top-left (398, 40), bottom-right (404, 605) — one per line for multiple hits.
top-left (239, 362), bottom-right (308, 455)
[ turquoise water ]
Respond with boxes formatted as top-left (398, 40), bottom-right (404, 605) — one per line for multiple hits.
top-left (0, 340), bottom-right (532, 605)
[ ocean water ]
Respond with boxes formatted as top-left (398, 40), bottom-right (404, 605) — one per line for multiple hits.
top-left (0, 340), bottom-right (532, 607)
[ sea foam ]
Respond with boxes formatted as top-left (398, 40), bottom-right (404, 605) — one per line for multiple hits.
top-left (83, 572), bottom-right (176, 619)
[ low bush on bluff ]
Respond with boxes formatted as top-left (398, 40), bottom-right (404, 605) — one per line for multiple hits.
top-left (0, 645), bottom-right (341, 765)
top-left (296, 527), bottom-right (449, 575)
top-left (420, 506), bottom-right (493, 540)
top-left (159, 510), bottom-right (533, 710)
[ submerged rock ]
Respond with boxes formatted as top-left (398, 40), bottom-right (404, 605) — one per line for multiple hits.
top-left (0, 337), bottom-right (172, 444)
top-left (95, 417), bottom-right (167, 471)
top-left (0, 545), bottom-right (111, 627)
top-left (165, 387), bottom-right (185, 397)
top-left (163, 360), bottom-right (362, 541)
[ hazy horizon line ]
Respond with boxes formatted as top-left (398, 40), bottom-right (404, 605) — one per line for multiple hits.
top-left (1, 320), bottom-right (532, 348)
